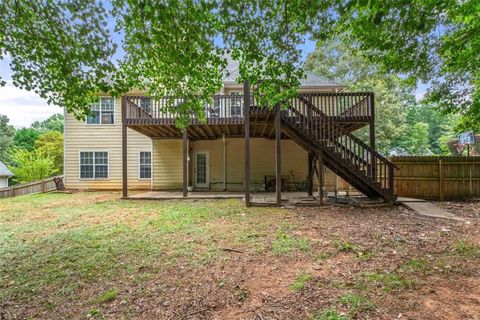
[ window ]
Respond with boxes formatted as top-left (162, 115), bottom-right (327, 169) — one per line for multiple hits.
top-left (230, 92), bottom-right (242, 117)
top-left (140, 97), bottom-right (152, 114)
top-left (86, 97), bottom-right (115, 124)
top-left (139, 151), bottom-right (152, 179)
top-left (80, 151), bottom-right (109, 179)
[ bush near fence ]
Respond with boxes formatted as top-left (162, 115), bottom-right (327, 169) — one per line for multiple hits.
top-left (0, 176), bottom-right (63, 198)
top-left (391, 156), bottom-right (480, 200)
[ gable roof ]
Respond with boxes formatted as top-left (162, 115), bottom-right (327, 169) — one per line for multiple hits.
top-left (0, 161), bottom-right (13, 177)
top-left (223, 56), bottom-right (344, 88)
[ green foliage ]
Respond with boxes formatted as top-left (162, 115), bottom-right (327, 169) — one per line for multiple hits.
top-left (290, 271), bottom-right (312, 291)
top-left (334, 240), bottom-right (357, 253)
top-left (331, 0), bottom-right (480, 125)
top-left (313, 309), bottom-right (348, 320)
top-left (2, 116), bottom-right (63, 182)
top-left (2, 0), bottom-right (478, 128)
top-left (35, 131), bottom-right (64, 175)
top-left (0, 0), bottom-right (116, 118)
top-left (305, 36), bottom-right (414, 154)
top-left (305, 35), bottom-right (462, 155)
top-left (96, 289), bottom-right (118, 304)
top-left (400, 104), bottom-right (460, 155)
top-left (454, 240), bottom-right (480, 258)
top-left (339, 293), bottom-right (374, 316)
top-left (272, 229), bottom-right (310, 255)
top-left (0, 114), bottom-right (15, 162)
top-left (0, 1), bottom-right (329, 124)
top-left (360, 272), bottom-right (415, 293)
top-left (31, 114), bottom-right (64, 133)
top-left (12, 128), bottom-right (40, 152)
top-left (234, 286), bottom-right (248, 302)
top-left (8, 148), bottom-right (55, 183)
top-left (404, 122), bottom-right (431, 155)
top-left (401, 258), bottom-right (431, 273)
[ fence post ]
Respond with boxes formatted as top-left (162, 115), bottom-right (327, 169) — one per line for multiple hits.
top-left (439, 159), bottom-right (444, 201)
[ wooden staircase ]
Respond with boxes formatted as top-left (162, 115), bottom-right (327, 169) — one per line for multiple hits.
top-left (280, 94), bottom-right (397, 202)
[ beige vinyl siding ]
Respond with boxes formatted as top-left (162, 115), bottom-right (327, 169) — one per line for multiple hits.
top-left (152, 137), bottom-right (336, 192)
top-left (152, 140), bottom-right (183, 190)
top-left (64, 97), bottom-right (152, 190)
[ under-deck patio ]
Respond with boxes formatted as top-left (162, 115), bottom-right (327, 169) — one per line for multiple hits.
top-left (128, 191), bottom-right (324, 206)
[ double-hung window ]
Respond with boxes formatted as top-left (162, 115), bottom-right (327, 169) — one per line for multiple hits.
top-left (230, 92), bottom-right (242, 117)
top-left (139, 151), bottom-right (152, 179)
top-left (87, 97), bottom-right (115, 124)
top-left (140, 97), bottom-right (152, 114)
top-left (80, 151), bottom-right (109, 179)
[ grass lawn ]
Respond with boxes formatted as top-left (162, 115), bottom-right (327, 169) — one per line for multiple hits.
top-left (0, 192), bottom-right (479, 319)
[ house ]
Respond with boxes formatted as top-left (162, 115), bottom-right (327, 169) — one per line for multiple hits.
top-left (64, 59), bottom-right (396, 205)
top-left (0, 161), bottom-right (13, 188)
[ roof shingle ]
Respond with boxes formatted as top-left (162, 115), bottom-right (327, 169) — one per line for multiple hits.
top-left (0, 161), bottom-right (13, 177)
top-left (223, 56), bottom-right (343, 87)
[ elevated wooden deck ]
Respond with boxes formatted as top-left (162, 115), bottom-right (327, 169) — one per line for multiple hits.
top-left (124, 92), bottom-right (373, 140)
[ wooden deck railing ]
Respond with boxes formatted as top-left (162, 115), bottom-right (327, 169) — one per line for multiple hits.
top-left (124, 92), bottom-right (373, 124)
top-left (282, 95), bottom-right (395, 197)
top-left (0, 176), bottom-right (63, 198)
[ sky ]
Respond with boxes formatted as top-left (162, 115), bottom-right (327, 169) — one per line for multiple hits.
top-left (0, 35), bottom-right (427, 128)
top-left (0, 60), bottom-right (62, 128)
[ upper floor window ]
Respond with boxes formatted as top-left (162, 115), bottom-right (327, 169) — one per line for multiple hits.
top-left (140, 97), bottom-right (152, 114)
top-left (230, 91), bottom-right (242, 117)
top-left (87, 97), bottom-right (115, 124)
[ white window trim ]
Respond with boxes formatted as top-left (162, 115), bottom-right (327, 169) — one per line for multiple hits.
top-left (85, 96), bottom-right (116, 126)
top-left (138, 151), bottom-right (152, 180)
top-left (78, 150), bottom-right (110, 180)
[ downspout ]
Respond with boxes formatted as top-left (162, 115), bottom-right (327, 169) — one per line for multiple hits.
top-left (63, 106), bottom-right (67, 188)
top-left (223, 134), bottom-right (226, 191)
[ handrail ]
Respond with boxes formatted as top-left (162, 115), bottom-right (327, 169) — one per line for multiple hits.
top-left (346, 133), bottom-right (399, 170)
top-left (283, 96), bottom-right (394, 193)
top-left (124, 92), bottom-right (374, 121)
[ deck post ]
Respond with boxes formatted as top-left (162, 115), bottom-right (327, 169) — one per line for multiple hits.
top-left (121, 96), bottom-right (128, 198)
top-left (369, 92), bottom-right (375, 149)
top-left (183, 129), bottom-right (188, 198)
top-left (275, 103), bottom-right (282, 206)
top-left (369, 93), bottom-right (376, 181)
top-left (243, 80), bottom-right (251, 207)
top-left (317, 152), bottom-right (323, 205)
top-left (307, 152), bottom-right (314, 196)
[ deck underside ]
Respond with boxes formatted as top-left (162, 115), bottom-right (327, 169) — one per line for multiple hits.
top-left (126, 111), bottom-right (369, 140)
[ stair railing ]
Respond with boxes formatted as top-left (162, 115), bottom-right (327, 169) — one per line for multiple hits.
top-left (284, 96), bottom-right (395, 195)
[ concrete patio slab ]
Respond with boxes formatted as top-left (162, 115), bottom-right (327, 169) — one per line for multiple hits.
top-left (401, 199), bottom-right (465, 221)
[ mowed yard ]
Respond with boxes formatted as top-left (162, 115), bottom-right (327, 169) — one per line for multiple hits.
top-left (0, 192), bottom-right (479, 320)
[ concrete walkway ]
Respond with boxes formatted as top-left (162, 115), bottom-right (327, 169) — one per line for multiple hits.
top-left (399, 197), bottom-right (465, 221)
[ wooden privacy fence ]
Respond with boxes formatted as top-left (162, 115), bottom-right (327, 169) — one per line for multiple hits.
top-left (0, 176), bottom-right (63, 199)
top-left (391, 157), bottom-right (480, 200)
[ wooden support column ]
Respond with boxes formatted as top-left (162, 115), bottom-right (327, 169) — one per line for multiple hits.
top-left (307, 152), bottom-right (314, 197)
top-left (183, 129), bottom-right (188, 198)
top-left (275, 104), bottom-right (282, 206)
top-left (369, 93), bottom-right (376, 149)
top-left (317, 152), bottom-right (324, 205)
top-left (243, 81), bottom-right (251, 206)
top-left (369, 93), bottom-right (376, 181)
top-left (121, 96), bottom-right (128, 198)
